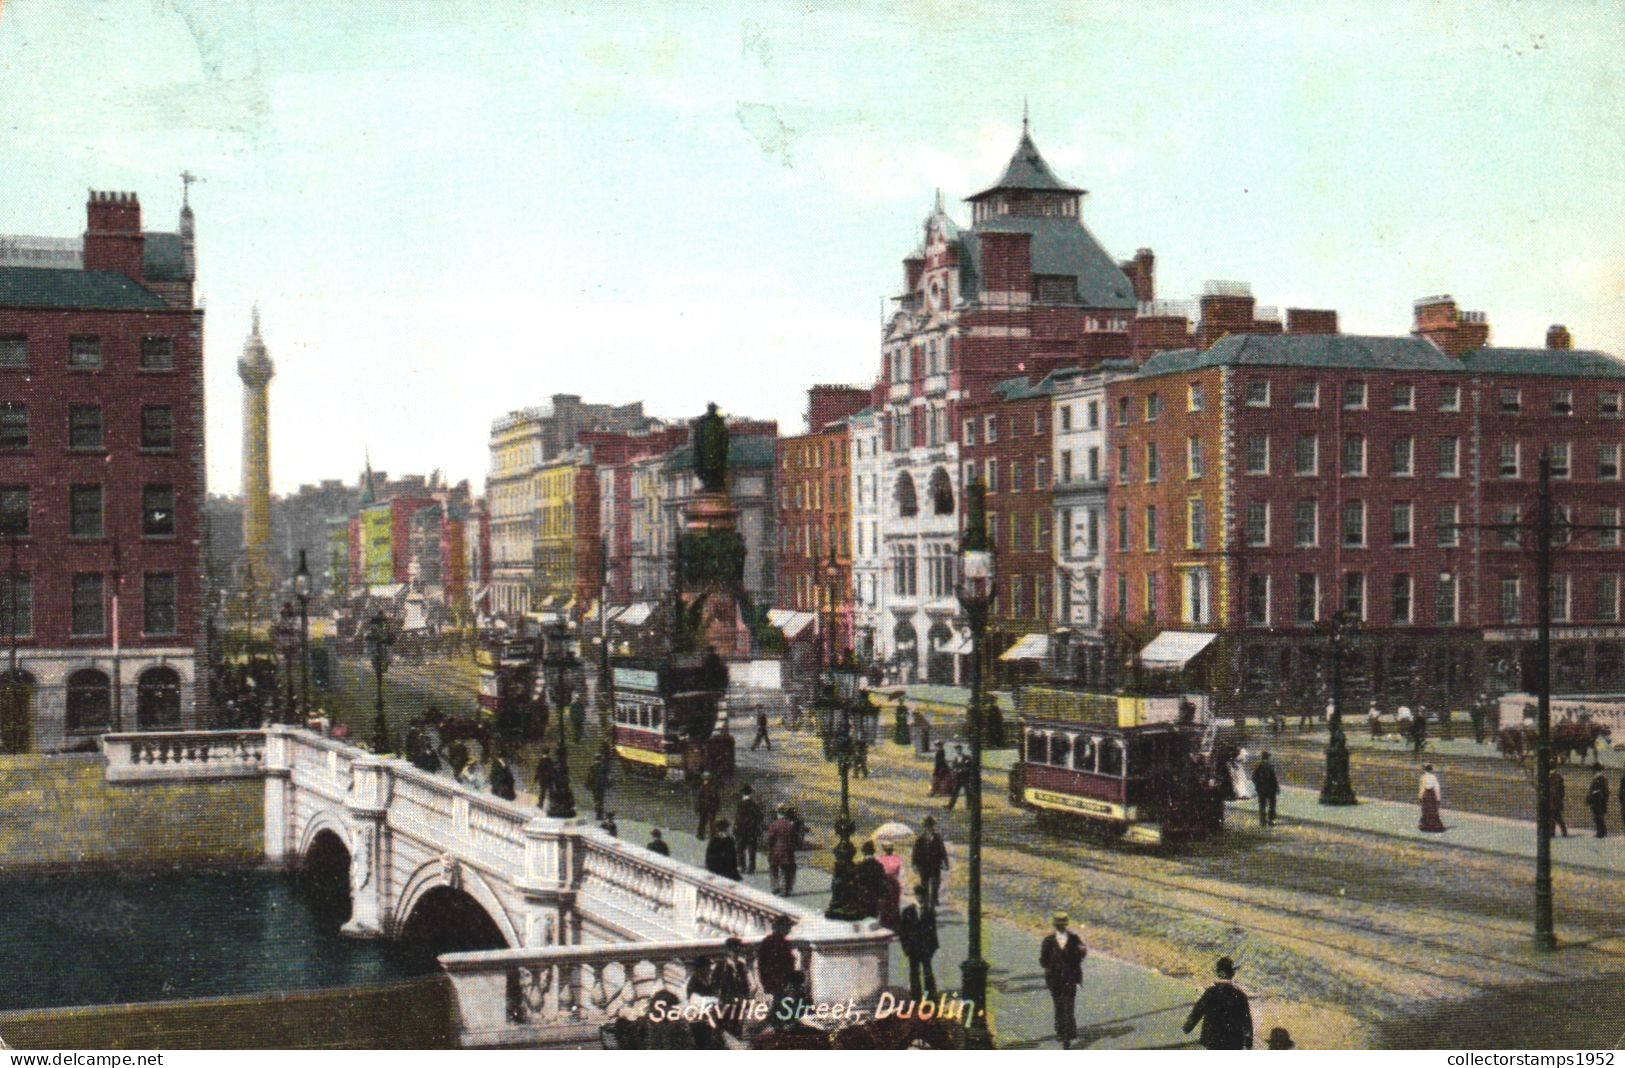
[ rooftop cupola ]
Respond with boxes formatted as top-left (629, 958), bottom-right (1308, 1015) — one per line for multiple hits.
top-left (965, 117), bottom-right (1085, 224)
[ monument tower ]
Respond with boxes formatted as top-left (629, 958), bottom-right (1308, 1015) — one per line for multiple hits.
top-left (238, 307), bottom-right (275, 612)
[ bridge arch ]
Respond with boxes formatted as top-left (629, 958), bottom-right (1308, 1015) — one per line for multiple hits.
top-left (296, 809), bottom-right (354, 860)
top-left (394, 856), bottom-right (521, 949)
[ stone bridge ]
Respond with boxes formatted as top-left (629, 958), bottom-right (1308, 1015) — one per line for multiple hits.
top-left (100, 726), bottom-right (892, 1047)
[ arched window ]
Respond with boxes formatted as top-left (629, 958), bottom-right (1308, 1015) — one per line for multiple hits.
top-left (926, 620), bottom-right (955, 684)
top-left (137, 666), bottom-right (182, 729)
top-left (66, 669), bottom-right (112, 731)
top-left (895, 473), bottom-right (918, 518)
top-left (929, 467), bottom-right (954, 516)
top-left (1, 670), bottom-right (37, 754)
top-left (892, 620), bottom-right (919, 681)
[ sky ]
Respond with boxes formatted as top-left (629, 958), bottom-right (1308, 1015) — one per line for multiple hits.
top-left (1, 0), bottom-right (1621, 496)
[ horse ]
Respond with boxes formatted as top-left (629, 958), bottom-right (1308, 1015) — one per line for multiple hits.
top-left (1552, 720), bottom-right (1612, 766)
top-left (1496, 724), bottom-right (1532, 764)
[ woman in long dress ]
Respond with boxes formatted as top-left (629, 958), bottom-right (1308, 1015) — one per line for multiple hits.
top-left (1418, 764), bottom-right (1446, 832)
top-left (1230, 747), bottom-right (1255, 801)
top-left (930, 742), bottom-right (951, 797)
top-left (876, 841), bottom-right (905, 930)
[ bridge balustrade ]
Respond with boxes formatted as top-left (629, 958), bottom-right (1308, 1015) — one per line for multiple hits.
top-left (101, 730), bottom-right (266, 782)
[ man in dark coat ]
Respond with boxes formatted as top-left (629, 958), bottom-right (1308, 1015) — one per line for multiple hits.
top-left (947, 746), bottom-right (971, 811)
top-left (586, 753), bottom-right (611, 820)
top-left (898, 883), bottom-right (939, 998)
top-left (751, 706), bottom-right (772, 751)
top-left (695, 773), bottom-right (721, 840)
top-left (1251, 751), bottom-right (1280, 827)
top-left (735, 786), bottom-right (765, 875)
top-left (646, 828), bottom-right (670, 856)
top-left (1550, 771), bottom-right (1569, 837)
top-left (764, 804), bottom-right (799, 895)
top-left (1039, 912), bottom-right (1087, 1049)
top-left (704, 819), bottom-right (742, 881)
top-left (533, 750), bottom-right (556, 810)
top-left (911, 815), bottom-right (950, 908)
top-left (1183, 956), bottom-right (1253, 1049)
top-left (489, 753), bottom-right (517, 801)
top-left (855, 840), bottom-right (886, 918)
top-left (1587, 770), bottom-right (1610, 838)
top-left (757, 915), bottom-right (798, 1006)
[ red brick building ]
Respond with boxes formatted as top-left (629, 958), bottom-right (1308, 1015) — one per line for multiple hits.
top-left (0, 190), bottom-right (205, 750)
top-left (582, 426), bottom-right (689, 605)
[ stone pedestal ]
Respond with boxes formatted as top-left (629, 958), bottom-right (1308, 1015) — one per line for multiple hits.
top-left (682, 491), bottom-right (750, 660)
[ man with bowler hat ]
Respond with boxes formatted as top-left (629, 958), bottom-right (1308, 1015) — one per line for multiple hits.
top-left (1183, 956), bottom-right (1254, 1050)
top-left (1039, 911), bottom-right (1087, 1049)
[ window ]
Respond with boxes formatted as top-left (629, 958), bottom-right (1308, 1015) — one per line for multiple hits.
top-left (1116, 507), bottom-right (1129, 552)
top-left (1343, 572), bottom-right (1365, 619)
top-left (1116, 445), bottom-right (1129, 484)
top-left (1439, 384), bottom-right (1461, 412)
top-left (1342, 381), bottom-right (1367, 410)
top-left (1186, 436), bottom-right (1204, 478)
top-left (1601, 391), bottom-right (1622, 418)
top-left (1601, 507), bottom-right (1621, 549)
top-left (0, 571), bottom-right (30, 637)
top-left (0, 404), bottom-right (27, 449)
top-left (1116, 397), bottom-right (1130, 426)
top-left (1187, 498), bottom-right (1207, 549)
top-left (895, 472), bottom-right (918, 516)
top-left (1391, 437), bottom-right (1414, 476)
top-left (1188, 383), bottom-right (1205, 412)
top-left (68, 335), bottom-right (102, 369)
top-left (1342, 435), bottom-right (1366, 476)
top-left (1086, 401), bottom-right (1099, 429)
top-left (1059, 451), bottom-right (1072, 484)
top-left (963, 419), bottom-right (977, 446)
top-left (66, 668), bottom-right (111, 730)
top-left (1035, 456), bottom-right (1048, 489)
top-left (1294, 381), bottom-right (1320, 408)
top-left (1295, 435), bottom-right (1319, 476)
top-left (1059, 404), bottom-right (1072, 432)
top-left (1246, 501), bottom-right (1270, 546)
top-left (70, 485), bottom-right (104, 538)
top-left (1498, 441), bottom-right (1520, 479)
top-left (1436, 503), bottom-right (1460, 547)
top-left (1145, 505), bottom-right (1159, 551)
top-left (1551, 575), bottom-right (1571, 622)
top-left (1551, 389), bottom-right (1574, 415)
top-left (1392, 574), bottom-right (1413, 623)
top-left (1034, 410), bottom-right (1046, 435)
top-left (1087, 446), bottom-right (1100, 482)
top-left (1597, 575), bottom-right (1620, 622)
top-left (1601, 444), bottom-right (1620, 481)
top-left (1145, 393), bottom-right (1162, 422)
top-left (1087, 508), bottom-right (1100, 555)
top-left (1499, 506), bottom-right (1522, 547)
top-left (1242, 436), bottom-right (1268, 475)
top-left (1392, 384), bottom-right (1415, 411)
top-left (1296, 573), bottom-right (1319, 624)
top-left (1245, 379), bottom-right (1271, 407)
top-left (1342, 500), bottom-right (1365, 547)
top-left (984, 415), bottom-right (997, 443)
top-left (143, 572), bottom-right (177, 635)
top-left (1436, 573), bottom-right (1458, 625)
top-left (1500, 577), bottom-right (1521, 623)
top-left (1438, 437), bottom-right (1460, 477)
top-left (0, 334), bottom-right (26, 367)
top-left (137, 666), bottom-right (182, 728)
top-left (71, 573), bottom-right (105, 636)
top-left (891, 543), bottom-right (917, 596)
top-left (1295, 500), bottom-right (1319, 547)
top-left (1183, 568), bottom-right (1211, 624)
top-left (143, 485), bottom-right (175, 538)
top-left (1499, 388), bottom-right (1521, 414)
top-left (1116, 574), bottom-right (1128, 616)
top-left (986, 461), bottom-right (997, 491)
top-left (1145, 573), bottom-right (1159, 622)
top-left (1551, 442), bottom-right (1571, 479)
top-left (69, 405), bottom-right (104, 450)
top-left (140, 406), bottom-right (175, 451)
top-left (1009, 461), bottom-right (1023, 492)
top-left (1391, 502), bottom-right (1413, 547)
top-left (1247, 574), bottom-right (1270, 625)
top-left (1145, 442), bottom-right (1160, 483)
top-left (140, 337), bottom-right (174, 371)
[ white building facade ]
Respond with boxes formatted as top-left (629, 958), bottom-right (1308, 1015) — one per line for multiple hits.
top-left (848, 408), bottom-right (886, 665)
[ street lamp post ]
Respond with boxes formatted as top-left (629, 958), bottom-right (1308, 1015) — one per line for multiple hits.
top-left (1318, 609), bottom-right (1360, 806)
top-left (274, 603), bottom-right (299, 725)
top-left (957, 479), bottom-right (996, 1049)
top-left (294, 551), bottom-right (311, 726)
top-left (543, 621), bottom-right (578, 819)
top-left (365, 610), bottom-right (393, 753)
top-left (819, 648), bottom-right (876, 921)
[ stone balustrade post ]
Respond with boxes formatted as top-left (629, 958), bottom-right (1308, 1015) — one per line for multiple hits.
top-left (341, 755), bottom-right (395, 939)
top-left (263, 726), bottom-right (292, 866)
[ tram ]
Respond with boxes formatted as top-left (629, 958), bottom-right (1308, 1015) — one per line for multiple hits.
top-left (476, 633), bottom-right (544, 737)
top-left (1010, 687), bottom-right (1223, 846)
top-left (610, 651), bottom-right (734, 780)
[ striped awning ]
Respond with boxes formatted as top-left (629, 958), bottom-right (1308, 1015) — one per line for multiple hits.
top-left (999, 633), bottom-right (1050, 661)
top-left (1138, 630), bottom-right (1217, 669)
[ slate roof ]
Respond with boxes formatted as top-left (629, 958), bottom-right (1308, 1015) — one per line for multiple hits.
top-left (1459, 347), bottom-right (1625, 380)
top-left (993, 372), bottom-right (1066, 402)
top-left (967, 130), bottom-right (1083, 200)
top-left (1139, 334), bottom-right (1466, 377)
top-left (664, 435), bottom-right (777, 473)
top-left (142, 232), bottom-right (189, 282)
top-left (0, 267), bottom-right (168, 311)
top-left (958, 215), bottom-right (1137, 310)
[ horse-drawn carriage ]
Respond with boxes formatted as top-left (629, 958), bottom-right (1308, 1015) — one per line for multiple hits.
top-left (1497, 714), bottom-right (1613, 767)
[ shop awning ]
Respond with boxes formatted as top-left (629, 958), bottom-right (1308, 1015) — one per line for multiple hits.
top-left (616, 603), bottom-right (655, 627)
top-left (934, 631), bottom-right (973, 656)
top-left (767, 609), bottom-right (818, 640)
top-left (999, 633), bottom-right (1050, 661)
top-left (1138, 630), bottom-right (1218, 669)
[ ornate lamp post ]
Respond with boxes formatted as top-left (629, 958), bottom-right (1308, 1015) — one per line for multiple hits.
top-left (365, 609), bottom-right (393, 753)
top-left (819, 648), bottom-right (877, 921)
top-left (273, 602), bottom-right (299, 725)
top-left (294, 551), bottom-right (311, 726)
top-left (1317, 608), bottom-right (1360, 806)
top-left (957, 479), bottom-right (996, 1049)
top-left (543, 621), bottom-right (578, 818)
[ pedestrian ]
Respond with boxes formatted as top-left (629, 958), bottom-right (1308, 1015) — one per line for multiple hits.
top-left (911, 815), bottom-right (949, 908)
top-left (876, 841), bottom-right (904, 930)
top-left (946, 745), bottom-right (970, 810)
top-left (1251, 751), bottom-right (1280, 828)
top-left (1266, 1027), bottom-right (1296, 1050)
top-left (735, 785), bottom-right (764, 875)
top-left (1418, 764), bottom-right (1446, 833)
top-left (704, 819), bottom-right (741, 880)
top-left (912, 707), bottom-right (931, 757)
top-left (1550, 771), bottom-right (1569, 838)
top-left (715, 938), bottom-right (753, 1041)
top-left (757, 916), bottom-right (799, 1011)
top-left (447, 737), bottom-right (471, 779)
top-left (1470, 693), bottom-right (1489, 745)
top-left (855, 841), bottom-right (886, 918)
top-left (600, 811), bottom-right (619, 838)
top-left (930, 742), bottom-right (951, 796)
top-left (764, 803), bottom-right (799, 896)
top-left (1396, 703), bottom-right (1413, 743)
top-left (685, 956), bottom-right (723, 1049)
top-left (1618, 767), bottom-right (1625, 834)
top-left (587, 753), bottom-right (611, 821)
top-left (751, 705), bottom-right (772, 751)
top-left (489, 751), bottom-right (517, 801)
top-left (533, 749), bottom-right (556, 810)
top-left (898, 883), bottom-right (939, 999)
top-left (1586, 769), bottom-right (1610, 838)
top-left (1270, 698), bottom-right (1285, 736)
top-left (1182, 956), bottom-right (1254, 1050)
top-left (1411, 707), bottom-right (1428, 755)
top-left (854, 738), bottom-right (870, 778)
top-left (695, 772), bottom-right (721, 840)
top-left (1039, 911), bottom-right (1087, 1050)
top-left (1367, 701), bottom-right (1383, 740)
top-left (646, 828), bottom-right (671, 857)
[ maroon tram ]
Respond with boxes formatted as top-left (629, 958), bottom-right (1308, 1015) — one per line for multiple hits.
top-left (610, 652), bottom-right (734, 780)
top-left (1010, 688), bottom-right (1224, 846)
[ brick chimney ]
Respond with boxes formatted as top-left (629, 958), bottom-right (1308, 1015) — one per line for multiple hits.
top-left (83, 190), bottom-right (145, 280)
top-left (1118, 247), bottom-right (1156, 303)
top-left (1198, 280), bottom-right (1256, 347)
top-left (1412, 295), bottom-right (1490, 356)
top-left (904, 255), bottom-right (925, 293)
top-left (1286, 308), bottom-right (1339, 335)
top-left (978, 231), bottom-right (1032, 304)
top-left (1546, 324), bottom-right (1572, 350)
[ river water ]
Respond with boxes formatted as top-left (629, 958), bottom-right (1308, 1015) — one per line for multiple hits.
top-left (0, 867), bottom-right (438, 1012)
